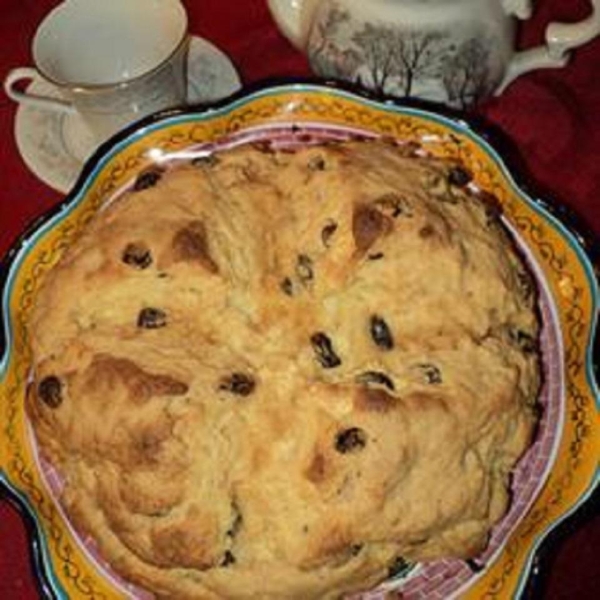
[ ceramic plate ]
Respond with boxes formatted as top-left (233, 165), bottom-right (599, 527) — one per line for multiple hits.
top-left (14, 35), bottom-right (241, 193)
top-left (0, 83), bottom-right (598, 600)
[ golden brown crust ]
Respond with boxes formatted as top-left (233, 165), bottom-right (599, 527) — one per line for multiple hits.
top-left (26, 139), bottom-right (541, 599)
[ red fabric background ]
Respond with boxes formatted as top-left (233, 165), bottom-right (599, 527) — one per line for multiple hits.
top-left (0, 0), bottom-right (598, 598)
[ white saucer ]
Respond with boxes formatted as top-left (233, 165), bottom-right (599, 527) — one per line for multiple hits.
top-left (14, 36), bottom-right (242, 193)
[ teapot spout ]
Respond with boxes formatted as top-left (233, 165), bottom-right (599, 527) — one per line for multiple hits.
top-left (268, 0), bottom-right (313, 49)
top-left (500, 0), bottom-right (532, 19)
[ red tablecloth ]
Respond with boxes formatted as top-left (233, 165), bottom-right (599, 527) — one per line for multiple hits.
top-left (0, 0), bottom-right (598, 598)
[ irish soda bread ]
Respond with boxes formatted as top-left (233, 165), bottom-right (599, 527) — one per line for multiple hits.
top-left (27, 138), bottom-right (541, 599)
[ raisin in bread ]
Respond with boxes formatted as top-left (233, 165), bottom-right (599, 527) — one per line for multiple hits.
top-left (27, 139), bottom-right (541, 599)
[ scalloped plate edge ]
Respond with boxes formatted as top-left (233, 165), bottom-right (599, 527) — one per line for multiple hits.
top-left (1, 81), bottom-right (598, 600)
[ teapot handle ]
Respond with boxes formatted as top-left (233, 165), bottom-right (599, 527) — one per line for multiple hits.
top-left (267, 0), bottom-right (309, 49)
top-left (497, 0), bottom-right (600, 94)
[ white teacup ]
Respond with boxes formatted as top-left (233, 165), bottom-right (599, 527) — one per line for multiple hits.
top-left (4, 0), bottom-right (189, 144)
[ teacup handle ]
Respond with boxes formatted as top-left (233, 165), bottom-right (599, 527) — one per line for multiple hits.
top-left (4, 67), bottom-right (76, 113)
top-left (497, 0), bottom-right (600, 94)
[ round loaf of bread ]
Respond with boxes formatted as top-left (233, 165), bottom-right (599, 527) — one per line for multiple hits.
top-left (27, 139), bottom-right (541, 599)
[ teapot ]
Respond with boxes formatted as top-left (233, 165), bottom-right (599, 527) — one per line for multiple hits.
top-left (268, 0), bottom-right (600, 107)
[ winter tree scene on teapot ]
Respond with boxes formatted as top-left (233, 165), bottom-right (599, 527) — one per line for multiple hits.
top-left (268, 0), bottom-right (600, 108)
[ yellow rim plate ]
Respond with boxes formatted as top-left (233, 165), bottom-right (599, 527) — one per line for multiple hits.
top-left (1, 84), bottom-right (598, 599)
